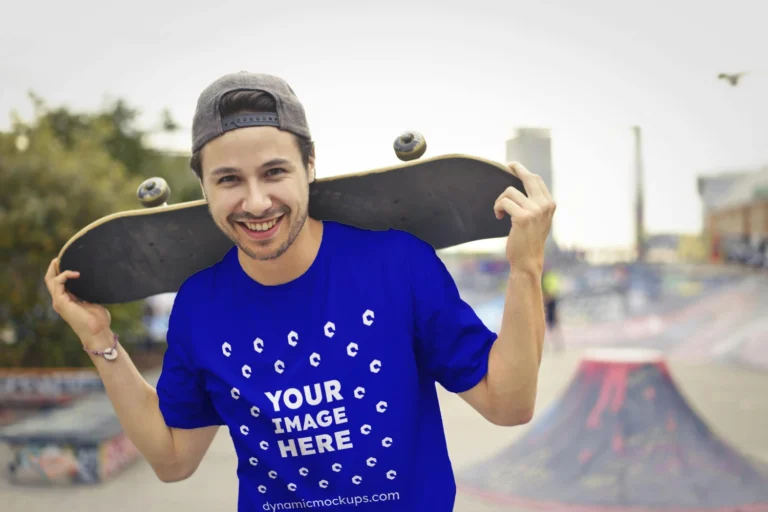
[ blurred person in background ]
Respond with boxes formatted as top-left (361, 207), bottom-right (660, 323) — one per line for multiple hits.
top-left (542, 265), bottom-right (564, 352)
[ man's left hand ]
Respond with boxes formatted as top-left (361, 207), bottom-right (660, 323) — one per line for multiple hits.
top-left (493, 162), bottom-right (556, 274)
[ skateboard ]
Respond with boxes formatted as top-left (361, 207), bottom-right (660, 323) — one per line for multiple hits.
top-left (57, 133), bottom-right (526, 304)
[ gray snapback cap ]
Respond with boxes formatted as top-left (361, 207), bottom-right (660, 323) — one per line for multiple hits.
top-left (191, 71), bottom-right (311, 153)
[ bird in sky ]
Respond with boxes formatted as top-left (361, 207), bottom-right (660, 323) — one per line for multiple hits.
top-left (717, 72), bottom-right (747, 86)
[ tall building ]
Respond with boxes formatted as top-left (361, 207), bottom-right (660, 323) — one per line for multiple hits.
top-left (505, 128), bottom-right (558, 253)
top-left (506, 128), bottom-right (553, 194)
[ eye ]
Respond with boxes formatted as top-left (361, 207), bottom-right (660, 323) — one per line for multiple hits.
top-left (266, 167), bottom-right (287, 177)
top-left (217, 175), bottom-right (238, 184)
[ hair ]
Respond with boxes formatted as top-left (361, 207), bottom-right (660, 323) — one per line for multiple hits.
top-left (189, 90), bottom-right (314, 180)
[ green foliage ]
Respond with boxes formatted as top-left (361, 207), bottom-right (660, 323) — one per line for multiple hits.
top-left (0, 92), bottom-right (199, 367)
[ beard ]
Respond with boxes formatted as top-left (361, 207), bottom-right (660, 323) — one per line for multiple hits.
top-left (214, 199), bottom-right (310, 262)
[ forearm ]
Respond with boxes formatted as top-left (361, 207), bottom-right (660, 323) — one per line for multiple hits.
top-left (85, 332), bottom-right (182, 479)
top-left (485, 268), bottom-right (545, 422)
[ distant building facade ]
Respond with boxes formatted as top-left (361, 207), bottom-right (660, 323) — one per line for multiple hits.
top-left (506, 128), bottom-right (557, 253)
top-left (698, 167), bottom-right (768, 265)
top-left (506, 127), bottom-right (554, 194)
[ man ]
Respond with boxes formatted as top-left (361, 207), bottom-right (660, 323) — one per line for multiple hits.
top-left (45, 71), bottom-right (555, 511)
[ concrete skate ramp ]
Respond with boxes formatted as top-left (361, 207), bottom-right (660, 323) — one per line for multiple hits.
top-left (665, 276), bottom-right (768, 368)
top-left (457, 348), bottom-right (768, 511)
top-left (0, 373), bottom-right (160, 484)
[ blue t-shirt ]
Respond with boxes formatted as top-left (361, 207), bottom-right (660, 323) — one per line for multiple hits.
top-left (156, 221), bottom-right (497, 511)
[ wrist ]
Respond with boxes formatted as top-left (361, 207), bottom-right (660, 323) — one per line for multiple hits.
top-left (83, 331), bottom-right (119, 361)
top-left (509, 264), bottom-right (542, 281)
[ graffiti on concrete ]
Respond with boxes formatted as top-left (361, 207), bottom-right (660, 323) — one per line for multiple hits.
top-left (99, 432), bottom-right (140, 480)
top-left (2, 389), bottom-right (143, 485)
top-left (8, 433), bottom-right (141, 484)
top-left (9, 443), bottom-right (100, 484)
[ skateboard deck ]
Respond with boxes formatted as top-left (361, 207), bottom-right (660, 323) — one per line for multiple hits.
top-left (58, 153), bottom-right (525, 304)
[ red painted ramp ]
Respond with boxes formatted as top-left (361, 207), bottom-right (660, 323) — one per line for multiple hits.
top-left (457, 349), bottom-right (768, 511)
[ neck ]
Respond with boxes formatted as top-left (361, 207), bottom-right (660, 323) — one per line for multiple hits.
top-left (237, 217), bottom-right (324, 286)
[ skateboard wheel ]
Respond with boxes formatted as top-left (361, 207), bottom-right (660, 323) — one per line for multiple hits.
top-left (137, 177), bottom-right (171, 207)
top-left (393, 131), bottom-right (426, 161)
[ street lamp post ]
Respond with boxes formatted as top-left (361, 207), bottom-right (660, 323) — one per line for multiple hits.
top-left (633, 125), bottom-right (645, 262)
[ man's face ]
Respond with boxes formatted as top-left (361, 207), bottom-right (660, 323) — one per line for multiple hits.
top-left (199, 126), bottom-right (315, 261)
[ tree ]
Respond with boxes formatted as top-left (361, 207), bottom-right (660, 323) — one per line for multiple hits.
top-left (0, 93), bottom-right (199, 367)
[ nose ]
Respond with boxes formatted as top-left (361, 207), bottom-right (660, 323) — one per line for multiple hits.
top-left (241, 182), bottom-right (272, 216)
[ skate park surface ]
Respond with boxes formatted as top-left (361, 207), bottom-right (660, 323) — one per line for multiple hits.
top-left (2, 351), bottom-right (767, 511)
top-left (2, 264), bottom-right (767, 511)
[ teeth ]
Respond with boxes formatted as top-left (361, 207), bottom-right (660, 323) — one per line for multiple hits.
top-left (244, 216), bottom-right (280, 232)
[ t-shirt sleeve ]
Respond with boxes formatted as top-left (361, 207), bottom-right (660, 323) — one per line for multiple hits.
top-left (405, 234), bottom-right (498, 394)
top-left (156, 287), bottom-right (224, 429)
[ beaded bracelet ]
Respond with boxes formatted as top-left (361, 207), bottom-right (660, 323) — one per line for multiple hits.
top-left (83, 333), bottom-right (119, 361)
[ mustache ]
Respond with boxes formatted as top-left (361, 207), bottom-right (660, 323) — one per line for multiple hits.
top-left (229, 207), bottom-right (289, 223)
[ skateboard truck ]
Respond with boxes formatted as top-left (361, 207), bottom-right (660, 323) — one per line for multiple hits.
top-left (136, 177), bottom-right (171, 208)
top-left (393, 131), bottom-right (427, 161)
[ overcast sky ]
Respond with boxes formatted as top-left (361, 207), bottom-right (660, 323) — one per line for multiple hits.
top-left (2, 0), bottom-right (766, 251)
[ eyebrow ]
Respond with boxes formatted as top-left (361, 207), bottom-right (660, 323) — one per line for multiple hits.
top-left (260, 158), bottom-right (293, 169)
top-left (209, 158), bottom-right (293, 177)
top-left (210, 166), bottom-right (239, 177)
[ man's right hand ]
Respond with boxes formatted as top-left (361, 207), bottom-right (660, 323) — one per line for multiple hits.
top-left (45, 258), bottom-right (113, 350)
